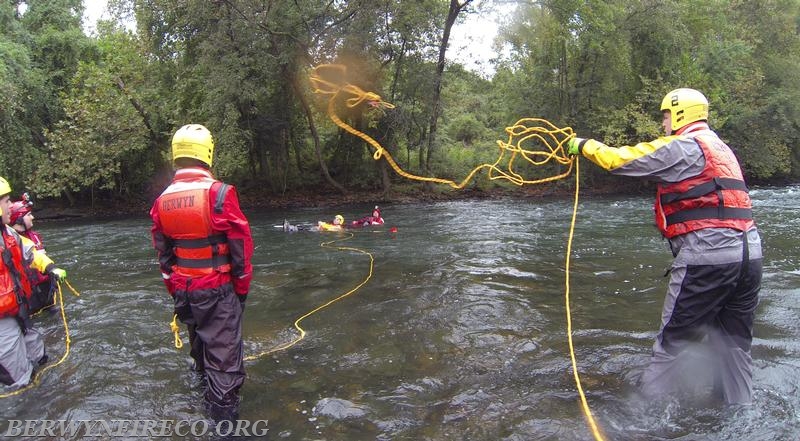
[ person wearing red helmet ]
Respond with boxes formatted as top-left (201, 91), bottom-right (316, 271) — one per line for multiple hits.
top-left (9, 194), bottom-right (55, 314)
top-left (350, 206), bottom-right (385, 227)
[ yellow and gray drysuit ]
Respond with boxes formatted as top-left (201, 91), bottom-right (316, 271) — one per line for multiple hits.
top-left (0, 225), bottom-right (55, 388)
top-left (574, 121), bottom-right (761, 404)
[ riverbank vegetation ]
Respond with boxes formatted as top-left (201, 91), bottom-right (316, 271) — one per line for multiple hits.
top-left (2, 0), bottom-right (799, 210)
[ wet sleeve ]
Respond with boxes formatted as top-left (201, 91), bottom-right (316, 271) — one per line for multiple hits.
top-left (211, 184), bottom-right (253, 296)
top-left (581, 136), bottom-right (706, 183)
top-left (149, 200), bottom-right (176, 294)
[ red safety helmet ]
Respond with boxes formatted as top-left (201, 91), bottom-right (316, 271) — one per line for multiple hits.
top-left (9, 194), bottom-right (33, 225)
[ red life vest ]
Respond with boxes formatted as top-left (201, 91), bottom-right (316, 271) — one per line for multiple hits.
top-left (158, 171), bottom-right (231, 277)
top-left (0, 228), bottom-right (33, 319)
top-left (654, 126), bottom-right (753, 238)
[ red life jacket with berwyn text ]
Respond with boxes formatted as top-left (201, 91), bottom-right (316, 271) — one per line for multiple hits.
top-left (158, 172), bottom-right (232, 277)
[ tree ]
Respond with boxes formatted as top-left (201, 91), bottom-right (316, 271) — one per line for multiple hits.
top-left (424, 0), bottom-right (475, 182)
top-left (0, 7), bottom-right (43, 189)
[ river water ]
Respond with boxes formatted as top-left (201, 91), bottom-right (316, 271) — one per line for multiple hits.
top-left (2, 186), bottom-right (799, 440)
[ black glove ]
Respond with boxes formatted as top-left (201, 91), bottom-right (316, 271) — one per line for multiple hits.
top-left (238, 293), bottom-right (247, 304)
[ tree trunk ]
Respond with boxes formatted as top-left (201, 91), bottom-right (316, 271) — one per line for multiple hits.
top-left (379, 157), bottom-right (391, 197)
top-left (290, 72), bottom-right (346, 194)
top-left (113, 76), bottom-right (171, 197)
top-left (424, 0), bottom-right (473, 189)
top-left (288, 122), bottom-right (304, 177)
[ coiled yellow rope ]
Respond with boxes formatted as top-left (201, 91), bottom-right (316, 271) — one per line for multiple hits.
top-left (309, 64), bottom-right (605, 441)
top-left (243, 232), bottom-right (374, 361)
top-left (0, 279), bottom-right (80, 398)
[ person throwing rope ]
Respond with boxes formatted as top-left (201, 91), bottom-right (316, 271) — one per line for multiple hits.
top-left (568, 88), bottom-right (762, 405)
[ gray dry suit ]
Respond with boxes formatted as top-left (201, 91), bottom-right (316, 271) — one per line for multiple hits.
top-left (0, 318), bottom-right (44, 387)
top-left (577, 122), bottom-right (762, 404)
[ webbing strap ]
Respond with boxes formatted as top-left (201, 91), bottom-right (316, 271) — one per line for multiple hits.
top-left (660, 177), bottom-right (748, 205)
top-left (665, 207), bottom-right (752, 225)
top-left (173, 234), bottom-right (227, 249)
top-left (175, 254), bottom-right (231, 269)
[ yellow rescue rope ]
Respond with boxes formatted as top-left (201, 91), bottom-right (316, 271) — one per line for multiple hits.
top-left (170, 314), bottom-right (183, 349)
top-left (309, 64), bottom-right (575, 188)
top-left (564, 159), bottom-right (605, 440)
top-left (169, 233), bottom-right (375, 359)
top-left (0, 279), bottom-right (80, 399)
top-left (309, 64), bottom-right (605, 441)
top-left (243, 232), bottom-right (374, 361)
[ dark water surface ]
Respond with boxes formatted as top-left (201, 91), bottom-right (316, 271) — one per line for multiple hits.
top-left (2, 186), bottom-right (799, 440)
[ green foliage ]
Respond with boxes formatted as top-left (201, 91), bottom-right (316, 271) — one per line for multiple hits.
top-left (33, 61), bottom-right (148, 197)
top-left (3, 0), bottom-right (800, 206)
top-left (495, 0), bottom-right (800, 182)
top-left (589, 80), bottom-right (664, 146)
top-left (0, 36), bottom-right (44, 188)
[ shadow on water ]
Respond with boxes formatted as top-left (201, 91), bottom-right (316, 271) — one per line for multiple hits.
top-left (2, 187), bottom-right (800, 440)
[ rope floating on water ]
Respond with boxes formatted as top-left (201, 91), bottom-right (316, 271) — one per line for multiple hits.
top-left (243, 232), bottom-right (374, 361)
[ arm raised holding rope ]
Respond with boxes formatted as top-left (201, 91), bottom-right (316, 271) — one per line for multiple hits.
top-left (571, 89), bottom-right (761, 405)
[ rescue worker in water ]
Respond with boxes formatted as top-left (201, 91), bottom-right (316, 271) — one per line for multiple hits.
top-left (8, 193), bottom-right (61, 315)
top-left (150, 124), bottom-right (254, 421)
top-left (568, 88), bottom-right (762, 405)
top-left (0, 177), bottom-right (66, 388)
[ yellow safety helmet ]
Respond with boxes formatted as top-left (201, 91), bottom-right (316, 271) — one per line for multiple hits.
top-left (0, 177), bottom-right (10, 197)
top-left (334, 215), bottom-right (344, 224)
top-left (660, 88), bottom-right (709, 132)
top-left (172, 124), bottom-right (214, 167)
top-left (0, 176), bottom-right (11, 216)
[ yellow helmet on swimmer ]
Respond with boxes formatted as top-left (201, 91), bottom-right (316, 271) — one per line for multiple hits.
top-left (660, 88), bottom-right (709, 132)
top-left (172, 124), bottom-right (214, 167)
top-left (334, 215), bottom-right (344, 225)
